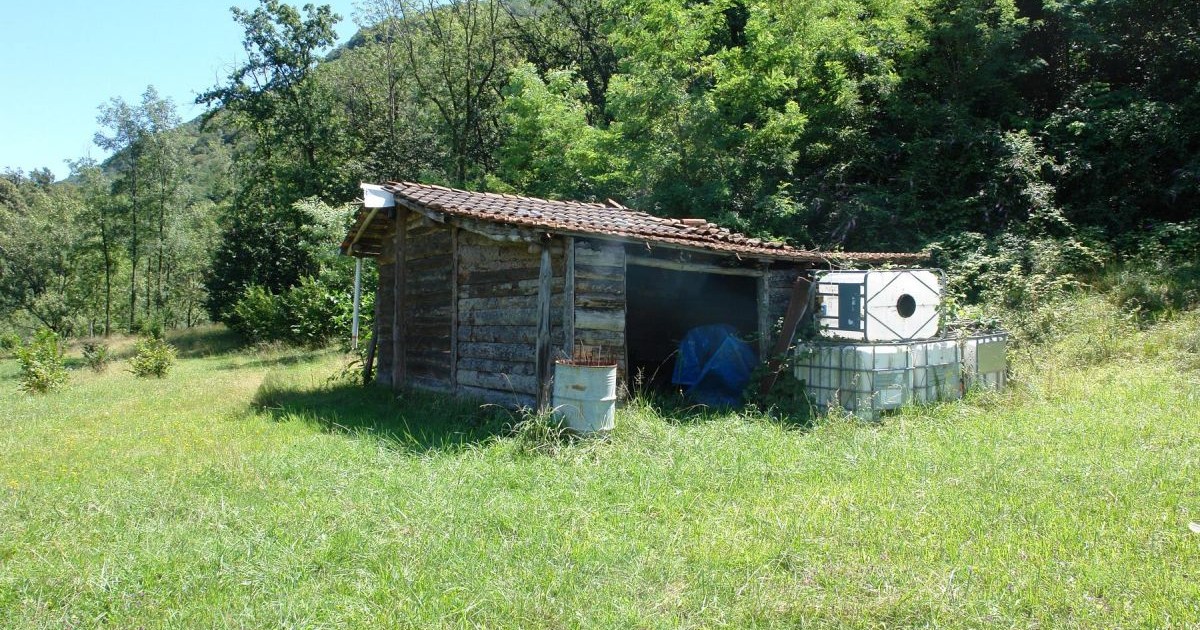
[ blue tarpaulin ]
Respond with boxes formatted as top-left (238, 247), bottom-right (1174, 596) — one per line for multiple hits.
top-left (671, 324), bottom-right (758, 407)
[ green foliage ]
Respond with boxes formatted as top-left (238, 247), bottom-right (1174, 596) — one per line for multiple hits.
top-left (284, 275), bottom-right (352, 347)
top-left (205, 197), bottom-right (351, 325)
top-left (11, 0), bottom-right (1200, 351)
top-left (0, 332), bottom-right (20, 356)
top-left (932, 231), bottom-right (1110, 310)
top-left (128, 335), bottom-right (177, 378)
top-left (231, 271), bottom-right (354, 347)
top-left (496, 64), bottom-right (623, 199)
top-left (81, 342), bottom-right (112, 373)
top-left (746, 354), bottom-right (817, 427)
top-left (15, 329), bottom-right (68, 394)
top-left (231, 285), bottom-right (287, 344)
top-left (197, 0), bottom-right (352, 203)
top-left (0, 171), bottom-right (97, 335)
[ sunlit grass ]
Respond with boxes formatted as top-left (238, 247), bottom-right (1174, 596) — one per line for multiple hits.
top-left (1, 312), bottom-right (1198, 627)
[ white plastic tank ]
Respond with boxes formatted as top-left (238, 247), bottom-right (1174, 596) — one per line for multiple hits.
top-left (552, 361), bottom-right (617, 433)
top-left (815, 269), bottom-right (943, 342)
top-left (793, 342), bottom-right (913, 420)
top-left (910, 339), bottom-right (962, 404)
top-left (793, 338), bottom-right (964, 420)
top-left (961, 333), bottom-right (1009, 391)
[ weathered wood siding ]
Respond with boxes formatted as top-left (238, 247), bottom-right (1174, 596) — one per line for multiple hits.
top-left (375, 230), bottom-right (398, 386)
top-left (455, 230), bottom-right (566, 407)
top-left (572, 238), bottom-right (627, 376)
top-left (765, 266), bottom-right (808, 352)
top-left (404, 218), bottom-right (454, 391)
top-left (373, 225), bottom-right (791, 403)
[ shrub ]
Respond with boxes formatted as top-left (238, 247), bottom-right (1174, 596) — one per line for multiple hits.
top-left (0, 332), bottom-right (20, 357)
top-left (133, 318), bottom-right (165, 340)
top-left (231, 284), bottom-right (288, 344)
top-left (284, 275), bottom-right (350, 347)
top-left (15, 329), bottom-right (68, 394)
top-left (81, 342), bottom-right (112, 372)
top-left (931, 230), bottom-right (1109, 310)
top-left (129, 336), bottom-right (177, 378)
top-left (230, 274), bottom-right (354, 348)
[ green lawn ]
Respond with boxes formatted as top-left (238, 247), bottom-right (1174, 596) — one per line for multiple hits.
top-left (1, 312), bottom-right (1199, 628)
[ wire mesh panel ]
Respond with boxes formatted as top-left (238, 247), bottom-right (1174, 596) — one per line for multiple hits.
top-left (794, 338), bottom-right (968, 420)
top-left (962, 333), bottom-right (1010, 391)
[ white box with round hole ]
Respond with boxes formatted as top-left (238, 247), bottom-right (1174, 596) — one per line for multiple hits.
top-left (814, 269), bottom-right (943, 342)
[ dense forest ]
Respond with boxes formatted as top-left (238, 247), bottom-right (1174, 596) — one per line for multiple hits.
top-left (2, 0), bottom-right (1197, 340)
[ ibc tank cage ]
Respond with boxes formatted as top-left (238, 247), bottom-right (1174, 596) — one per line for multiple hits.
top-left (793, 338), bottom-right (963, 421)
top-left (792, 333), bottom-right (1011, 421)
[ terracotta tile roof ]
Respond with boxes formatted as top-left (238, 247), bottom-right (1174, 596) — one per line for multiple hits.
top-left (342, 181), bottom-right (927, 264)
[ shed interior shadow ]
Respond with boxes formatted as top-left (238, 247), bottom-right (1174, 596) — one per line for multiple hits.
top-left (624, 262), bottom-right (758, 392)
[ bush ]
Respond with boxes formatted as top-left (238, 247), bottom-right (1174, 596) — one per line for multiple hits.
top-left (0, 332), bottom-right (20, 357)
top-left (931, 230), bottom-right (1110, 310)
top-left (230, 273), bottom-right (354, 348)
top-left (284, 275), bottom-right (351, 347)
top-left (15, 329), bottom-right (68, 394)
top-left (231, 285), bottom-right (288, 344)
top-left (129, 336), bottom-right (177, 378)
top-left (133, 318), bottom-right (165, 340)
top-left (81, 342), bottom-right (111, 372)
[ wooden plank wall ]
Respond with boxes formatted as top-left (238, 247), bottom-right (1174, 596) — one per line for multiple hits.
top-left (766, 266), bottom-right (807, 350)
top-left (455, 230), bottom-right (565, 407)
top-left (375, 232), bottom-right (397, 386)
top-left (404, 218), bottom-right (454, 391)
top-left (572, 238), bottom-right (627, 377)
top-left (374, 226), bottom-right (639, 405)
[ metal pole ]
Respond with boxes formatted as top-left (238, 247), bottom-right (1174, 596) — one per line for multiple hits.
top-left (351, 257), bottom-right (362, 350)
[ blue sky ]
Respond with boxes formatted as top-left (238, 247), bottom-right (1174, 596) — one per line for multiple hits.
top-left (0, 1), bottom-right (360, 180)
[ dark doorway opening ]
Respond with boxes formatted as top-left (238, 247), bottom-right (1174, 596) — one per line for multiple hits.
top-left (625, 263), bottom-right (759, 392)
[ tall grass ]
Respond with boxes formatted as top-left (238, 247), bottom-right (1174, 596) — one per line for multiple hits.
top-left (0, 304), bottom-right (1198, 627)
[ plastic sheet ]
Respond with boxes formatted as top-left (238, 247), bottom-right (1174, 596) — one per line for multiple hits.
top-left (671, 324), bottom-right (758, 407)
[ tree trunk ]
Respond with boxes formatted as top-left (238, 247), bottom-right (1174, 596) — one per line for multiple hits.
top-left (129, 162), bottom-right (139, 333)
top-left (100, 207), bottom-right (113, 337)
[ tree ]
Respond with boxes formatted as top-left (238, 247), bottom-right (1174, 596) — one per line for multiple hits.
top-left (197, 0), bottom-right (351, 205)
top-left (197, 1), bottom-right (359, 323)
top-left (322, 13), bottom-right (445, 182)
top-left (68, 158), bottom-right (117, 336)
top-left (95, 94), bottom-right (148, 331)
top-left (0, 174), bottom-right (94, 334)
top-left (377, 0), bottom-right (513, 186)
top-left (503, 0), bottom-right (619, 124)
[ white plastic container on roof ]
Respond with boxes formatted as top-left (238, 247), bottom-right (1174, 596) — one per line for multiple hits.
top-left (814, 269), bottom-right (943, 342)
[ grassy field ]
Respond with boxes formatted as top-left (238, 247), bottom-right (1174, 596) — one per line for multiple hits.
top-left (1, 305), bottom-right (1199, 628)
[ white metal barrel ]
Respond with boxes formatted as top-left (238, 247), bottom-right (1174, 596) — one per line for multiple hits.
top-left (552, 362), bottom-right (617, 433)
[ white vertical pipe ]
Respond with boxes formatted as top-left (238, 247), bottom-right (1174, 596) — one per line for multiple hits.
top-left (351, 257), bottom-right (363, 350)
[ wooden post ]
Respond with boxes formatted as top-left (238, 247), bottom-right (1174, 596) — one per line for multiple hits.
top-left (363, 280), bottom-right (382, 386)
top-left (535, 240), bottom-right (554, 411)
top-left (392, 209), bottom-right (409, 390)
top-left (351, 257), bottom-right (362, 350)
top-left (759, 275), bottom-right (815, 397)
top-left (757, 271), bottom-right (771, 359)
top-left (449, 226), bottom-right (459, 393)
top-left (563, 236), bottom-right (575, 358)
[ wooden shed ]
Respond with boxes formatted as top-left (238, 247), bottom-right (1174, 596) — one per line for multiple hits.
top-left (342, 182), bottom-right (922, 409)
